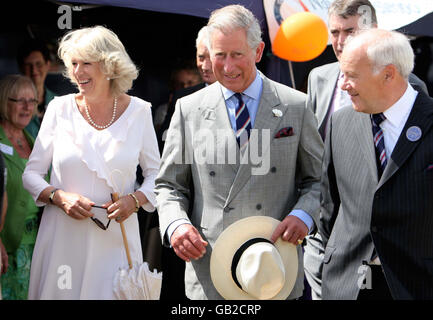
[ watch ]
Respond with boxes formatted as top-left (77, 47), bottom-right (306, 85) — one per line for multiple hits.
top-left (49, 188), bottom-right (59, 204)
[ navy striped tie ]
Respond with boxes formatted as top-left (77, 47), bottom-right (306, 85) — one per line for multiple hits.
top-left (234, 93), bottom-right (251, 148)
top-left (371, 113), bottom-right (387, 177)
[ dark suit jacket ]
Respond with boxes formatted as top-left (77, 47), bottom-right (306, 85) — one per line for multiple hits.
top-left (157, 82), bottom-right (206, 153)
top-left (320, 90), bottom-right (433, 299)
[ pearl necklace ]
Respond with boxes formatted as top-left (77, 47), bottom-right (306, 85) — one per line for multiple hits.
top-left (84, 97), bottom-right (117, 129)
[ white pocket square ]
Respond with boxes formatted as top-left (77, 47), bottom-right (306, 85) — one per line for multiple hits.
top-left (272, 108), bottom-right (283, 117)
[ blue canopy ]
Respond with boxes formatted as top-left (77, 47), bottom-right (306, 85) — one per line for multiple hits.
top-left (65, 0), bottom-right (266, 26)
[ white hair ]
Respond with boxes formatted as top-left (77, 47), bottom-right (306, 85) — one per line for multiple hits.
top-left (58, 25), bottom-right (138, 96)
top-left (196, 26), bottom-right (210, 49)
top-left (207, 4), bottom-right (262, 51)
top-left (345, 29), bottom-right (414, 79)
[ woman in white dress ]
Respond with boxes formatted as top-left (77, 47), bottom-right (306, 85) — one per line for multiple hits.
top-left (22, 26), bottom-right (160, 299)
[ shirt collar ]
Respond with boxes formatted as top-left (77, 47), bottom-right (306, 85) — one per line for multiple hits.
top-left (220, 70), bottom-right (262, 101)
top-left (383, 84), bottom-right (418, 128)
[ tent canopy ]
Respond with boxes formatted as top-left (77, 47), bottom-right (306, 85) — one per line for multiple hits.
top-left (64, 0), bottom-right (266, 25)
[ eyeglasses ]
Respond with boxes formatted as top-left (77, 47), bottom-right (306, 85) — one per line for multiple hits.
top-left (8, 97), bottom-right (38, 107)
top-left (91, 205), bottom-right (111, 230)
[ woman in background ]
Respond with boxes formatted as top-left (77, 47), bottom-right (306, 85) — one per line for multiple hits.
top-left (0, 75), bottom-right (39, 299)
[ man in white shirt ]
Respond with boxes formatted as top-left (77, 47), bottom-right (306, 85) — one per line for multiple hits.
top-left (319, 28), bottom-right (433, 300)
top-left (303, 0), bottom-right (428, 300)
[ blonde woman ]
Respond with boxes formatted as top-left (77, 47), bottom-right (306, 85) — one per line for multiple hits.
top-left (23, 26), bottom-right (160, 299)
top-left (0, 75), bottom-right (39, 299)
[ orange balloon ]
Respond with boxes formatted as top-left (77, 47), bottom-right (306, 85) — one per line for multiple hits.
top-left (272, 12), bottom-right (328, 62)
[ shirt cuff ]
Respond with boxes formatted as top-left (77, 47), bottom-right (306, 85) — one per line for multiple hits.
top-left (166, 219), bottom-right (191, 246)
top-left (289, 209), bottom-right (314, 234)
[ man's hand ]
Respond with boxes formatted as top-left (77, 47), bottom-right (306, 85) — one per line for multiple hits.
top-left (170, 224), bottom-right (208, 262)
top-left (270, 215), bottom-right (308, 245)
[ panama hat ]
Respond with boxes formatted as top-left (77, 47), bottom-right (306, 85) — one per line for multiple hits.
top-left (210, 216), bottom-right (298, 300)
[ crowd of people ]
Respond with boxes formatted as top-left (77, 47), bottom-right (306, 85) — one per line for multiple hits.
top-left (0, 0), bottom-right (432, 300)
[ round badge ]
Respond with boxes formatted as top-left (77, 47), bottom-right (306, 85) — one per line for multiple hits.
top-left (406, 126), bottom-right (422, 142)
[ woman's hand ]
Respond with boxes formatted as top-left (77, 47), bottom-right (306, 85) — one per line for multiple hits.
top-left (53, 190), bottom-right (95, 220)
top-left (105, 192), bottom-right (145, 223)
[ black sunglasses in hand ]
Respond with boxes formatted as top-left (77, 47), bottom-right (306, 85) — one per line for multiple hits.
top-left (90, 205), bottom-right (111, 230)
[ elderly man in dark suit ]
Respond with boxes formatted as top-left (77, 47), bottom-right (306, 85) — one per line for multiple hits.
top-left (319, 28), bottom-right (433, 300)
top-left (158, 25), bottom-right (218, 300)
top-left (303, 0), bottom-right (428, 300)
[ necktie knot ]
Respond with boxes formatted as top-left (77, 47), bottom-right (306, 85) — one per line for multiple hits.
top-left (371, 113), bottom-right (386, 127)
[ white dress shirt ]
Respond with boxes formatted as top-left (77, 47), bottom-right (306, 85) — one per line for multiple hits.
top-left (382, 84), bottom-right (418, 160)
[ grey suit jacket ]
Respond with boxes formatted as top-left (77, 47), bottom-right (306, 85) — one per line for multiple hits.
top-left (319, 91), bottom-right (433, 299)
top-left (155, 74), bottom-right (324, 300)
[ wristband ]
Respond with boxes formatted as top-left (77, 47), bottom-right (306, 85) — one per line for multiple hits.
top-left (128, 193), bottom-right (140, 212)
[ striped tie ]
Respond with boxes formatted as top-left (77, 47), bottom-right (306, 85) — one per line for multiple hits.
top-left (371, 113), bottom-right (387, 177)
top-left (234, 93), bottom-right (251, 148)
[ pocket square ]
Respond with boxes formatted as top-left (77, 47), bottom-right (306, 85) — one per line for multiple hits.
top-left (275, 127), bottom-right (294, 139)
top-left (426, 164), bottom-right (433, 171)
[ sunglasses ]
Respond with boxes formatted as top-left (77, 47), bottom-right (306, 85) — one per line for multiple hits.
top-left (90, 205), bottom-right (111, 230)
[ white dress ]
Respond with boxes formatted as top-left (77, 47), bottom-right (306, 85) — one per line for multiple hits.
top-left (22, 94), bottom-right (160, 299)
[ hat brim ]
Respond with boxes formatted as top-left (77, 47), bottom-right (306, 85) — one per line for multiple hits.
top-left (210, 216), bottom-right (298, 300)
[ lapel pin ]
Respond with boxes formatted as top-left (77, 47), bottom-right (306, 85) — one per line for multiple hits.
top-left (406, 126), bottom-right (422, 142)
top-left (204, 109), bottom-right (216, 120)
top-left (272, 108), bottom-right (282, 117)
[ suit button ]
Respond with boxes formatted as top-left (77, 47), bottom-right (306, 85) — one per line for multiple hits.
top-left (224, 207), bottom-right (231, 213)
top-left (371, 226), bottom-right (378, 232)
top-left (209, 171), bottom-right (215, 177)
top-left (256, 204), bottom-right (262, 210)
top-left (270, 167), bottom-right (276, 173)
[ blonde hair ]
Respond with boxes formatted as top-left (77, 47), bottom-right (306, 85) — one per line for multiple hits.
top-left (0, 74), bottom-right (37, 122)
top-left (58, 25), bottom-right (138, 96)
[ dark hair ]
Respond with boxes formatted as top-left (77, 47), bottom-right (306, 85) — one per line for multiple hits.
top-left (169, 60), bottom-right (200, 91)
top-left (328, 0), bottom-right (378, 25)
top-left (16, 39), bottom-right (51, 67)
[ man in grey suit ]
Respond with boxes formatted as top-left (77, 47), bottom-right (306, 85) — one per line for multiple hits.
top-left (320, 28), bottom-right (433, 299)
top-left (303, 0), bottom-right (428, 300)
top-left (155, 4), bottom-right (323, 300)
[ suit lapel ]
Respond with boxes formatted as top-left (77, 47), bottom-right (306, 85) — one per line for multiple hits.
top-left (225, 76), bottom-right (283, 206)
top-left (378, 92), bottom-right (433, 188)
top-left (317, 63), bottom-right (340, 127)
top-left (201, 83), bottom-right (239, 174)
top-left (351, 111), bottom-right (380, 183)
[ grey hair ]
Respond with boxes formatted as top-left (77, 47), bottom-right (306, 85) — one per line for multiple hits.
top-left (346, 29), bottom-right (414, 79)
top-left (196, 26), bottom-right (210, 49)
top-left (58, 25), bottom-right (138, 96)
top-left (207, 4), bottom-right (262, 51)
